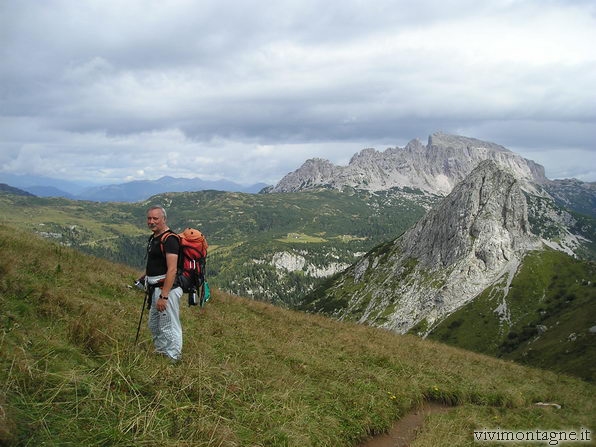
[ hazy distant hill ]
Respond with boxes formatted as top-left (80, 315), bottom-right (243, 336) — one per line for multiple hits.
top-left (0, 183), bottom-right (35, 197)
top-left (0, 173), bottom-right (268, 202)
top-left (545, 178), bottom-right (596, 218)
top-left (23, 185), bottom-right (76, 199)
top-left (77, 176), bottom-right (268, 202)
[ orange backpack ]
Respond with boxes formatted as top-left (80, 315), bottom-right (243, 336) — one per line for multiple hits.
top-left (160, 228), bottom-right (209, 306)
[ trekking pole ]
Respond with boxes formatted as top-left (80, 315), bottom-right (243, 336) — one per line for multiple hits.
top-left (135, 291), bottom-right (148, 345)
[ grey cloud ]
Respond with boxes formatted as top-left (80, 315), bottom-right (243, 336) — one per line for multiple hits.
top-left (1, 0), bottom-right (595, 184)
top-left (458, 120), bottom-right (596, 153)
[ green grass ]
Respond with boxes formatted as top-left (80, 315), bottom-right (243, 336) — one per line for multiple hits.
top-left (1, 224), bottom-right (594, 446)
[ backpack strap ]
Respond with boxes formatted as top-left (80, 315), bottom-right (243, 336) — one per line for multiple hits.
top-left (157, 230), bottom-right (185, 290)
top-left (158, 230), bottom-right (180, 256)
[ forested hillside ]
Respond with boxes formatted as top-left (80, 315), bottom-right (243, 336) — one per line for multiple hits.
top-left (0, 187), bottom-right (437, 305)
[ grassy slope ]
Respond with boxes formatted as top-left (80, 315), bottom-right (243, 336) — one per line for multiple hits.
top-left (426, 249), bottom-right (596, 382)
top-left (1, 225), bottom-right (594, 446)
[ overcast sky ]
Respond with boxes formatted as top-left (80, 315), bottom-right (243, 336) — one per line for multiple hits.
top-left (1, 0), bottom-right (595, 187)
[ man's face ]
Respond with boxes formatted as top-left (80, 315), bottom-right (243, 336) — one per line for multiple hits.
top-left (147, 209), bottom-right (166, 233)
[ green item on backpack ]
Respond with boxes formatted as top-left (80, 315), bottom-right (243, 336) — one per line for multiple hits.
top-left (201, 282), bottom-right (211, 307)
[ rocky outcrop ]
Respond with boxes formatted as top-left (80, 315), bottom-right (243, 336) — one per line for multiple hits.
top-left (300, 160), bottom-right (542, 334)
top-left (270, 132), bottom-right (547, 195)
top-left (400, 159), bottom-right (532, 270)
top-left (270, 251), bottom-right (351, 278)
top-left (272, 158), bottom-right (341, 192)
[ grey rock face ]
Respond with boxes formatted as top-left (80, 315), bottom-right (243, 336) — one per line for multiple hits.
top-left (270, 132), bottom-right (547, 195)
top-left (401, 159), bottom-right (532, 269)
top-left (320, 160), bottom-right (541, 334)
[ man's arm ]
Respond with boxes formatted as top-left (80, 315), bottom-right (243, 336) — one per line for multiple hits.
top-left (156, 251), bottom-right (178, 311)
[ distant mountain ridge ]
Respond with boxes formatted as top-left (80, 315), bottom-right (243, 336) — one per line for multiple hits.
top-left (270, 132), bottom-right (547, 195)
top-left (0, 175), bottom-right (267, 202)
top-left (0, 183), bottom-right (35, 197)
top-left (77, 176), bottom-right (268, 202)
top-left (544, 178), bottom-right (596, 218)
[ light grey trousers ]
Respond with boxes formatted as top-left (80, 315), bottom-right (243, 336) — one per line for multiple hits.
top-left (148, 286), bottom-right (183, 361)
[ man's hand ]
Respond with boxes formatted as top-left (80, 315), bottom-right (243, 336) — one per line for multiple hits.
top-left (156, 296), bottom-right (168, 312)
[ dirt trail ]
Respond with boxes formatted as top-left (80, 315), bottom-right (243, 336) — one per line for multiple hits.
top-left (359, 401), bottom-right (451, 447)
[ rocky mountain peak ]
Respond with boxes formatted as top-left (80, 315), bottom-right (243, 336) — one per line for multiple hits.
top-left (269, 133), bottom-right (547, 195)
top-left (271, 158), bottom-right (339, 193)
top-left (348, 148), bottom-right (378, 164)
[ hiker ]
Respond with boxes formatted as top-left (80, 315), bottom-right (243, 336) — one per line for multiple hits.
top-left (143, 205), bottom-right (183, 362)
